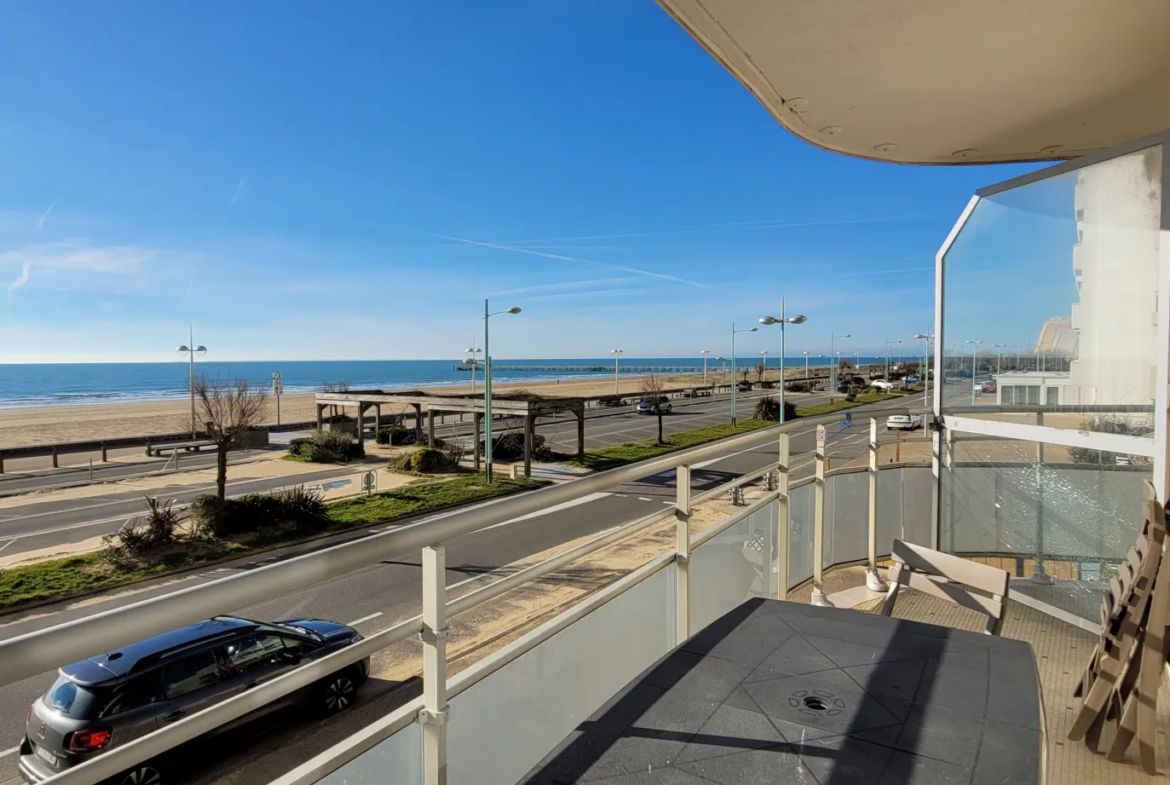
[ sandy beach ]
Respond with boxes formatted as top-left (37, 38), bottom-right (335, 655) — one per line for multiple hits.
top-left (0, 362), bottom-right (866, 448)
top-left (0, 371), bottom-right (726, 447)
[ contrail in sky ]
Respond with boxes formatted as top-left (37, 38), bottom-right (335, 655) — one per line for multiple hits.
top-left (7, 261), bottom-right (31, 305)
top-left (229, 177), bottom-right (245, 208)
top-left (37, 200), bottom-right (56, 230)
top-left (418, 231), bottom-right (716, 290)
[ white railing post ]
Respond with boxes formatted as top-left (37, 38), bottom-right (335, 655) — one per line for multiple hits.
top-left (866, 419), bottom-right (888, 592)
top-left (776, 432), bottom-right (790, 600)
top-left (811, 425), bottom-right (834, 606)
top-left (420, 545), bottom-right (449, 785)
top-left (675, 464), bottom-right (691, 643)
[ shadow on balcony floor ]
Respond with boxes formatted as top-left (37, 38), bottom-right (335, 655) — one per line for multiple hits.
top-left (854, 592), bottom-right (1170, 784)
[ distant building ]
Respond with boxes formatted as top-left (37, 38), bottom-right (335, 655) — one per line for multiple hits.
top-left (994, 371), bottom-right (1071, 406)
top-left (1035, 316), bottom-right (1077, 357)
top-left (1066, 150), bottom-right (1161, 405)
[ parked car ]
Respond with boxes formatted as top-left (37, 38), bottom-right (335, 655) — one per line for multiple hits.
top-left (19, 616), bottom-right (370, 785)
top-left (871, 379), bottom-right (896, 392)
top-left (904, 375), bottom-right (920, 384)
top-left (980, 380), bottom-right (997, 393)
top-left (636, 396), bottom-right (672, 415)
top-left (886, 413), bottom-right (924, 430)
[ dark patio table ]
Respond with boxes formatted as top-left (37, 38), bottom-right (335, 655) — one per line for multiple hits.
top-left (520, 597), bottom-right (1043, 784)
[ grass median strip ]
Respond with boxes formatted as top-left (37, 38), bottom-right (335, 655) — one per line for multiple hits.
top-left (0, 473), bottom-right (544, 612)
top-left (572, 392), bottom-right (909, 471)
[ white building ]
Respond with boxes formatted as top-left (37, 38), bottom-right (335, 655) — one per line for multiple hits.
top-left (1067, 149), bottom-right (1162, 405)
top-left (993, 371), bottom-right (1071, 406)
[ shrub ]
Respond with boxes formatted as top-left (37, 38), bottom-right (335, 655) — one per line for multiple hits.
top-left (411, 447), bottom-right (449, 473)
top-left (754, 396), bottom-right (797, 422)
top-left (191, 485), bottom-right (327, 539)
top-left (101, 496), bottom-right (185, 566)
top-left (289, 429), bottom-right (365, 462)
top-left (376, 426), bottom-right (416, 446)
top-left (482, 432), bottom-right (552, 462)
top-left (785, 381), bottom-right (812, 393)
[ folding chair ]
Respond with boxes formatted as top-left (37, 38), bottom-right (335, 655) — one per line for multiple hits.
top-left (880, 540), bottom-right (1010, 635)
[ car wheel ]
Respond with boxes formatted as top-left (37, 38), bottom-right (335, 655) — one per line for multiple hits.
top-left (117, 766), bottom-right (163, 785)
top-left (320, 671), bottom-right (358, 715)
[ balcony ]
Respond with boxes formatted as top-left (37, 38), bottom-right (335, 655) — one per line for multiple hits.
top-left (3, 132), bottom-right (1169, 785)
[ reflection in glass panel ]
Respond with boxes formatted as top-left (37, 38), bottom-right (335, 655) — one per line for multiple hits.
top-left (690, 502), bottom-right (775, 633)
top-left (788, 483), bottom-right (815, 592)
top-left (823, 471), bottom-right (869, 569)
top-left (941, 146), bottom-right (1162, 435)
top-left (939, 436), bottom-right (1148, 622)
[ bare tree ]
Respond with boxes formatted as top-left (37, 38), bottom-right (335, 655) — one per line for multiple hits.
top-left (756, 362), bottom-right (767, 383)
top-left (640, 373), bottom-right (669, 445)
top-left (195, 376), bottom-right (269, 504)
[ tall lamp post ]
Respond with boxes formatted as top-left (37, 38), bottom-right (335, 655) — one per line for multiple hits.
top-left (700, 349), bottom-right (711, 385)
top-left (828, 331), bottom-right (851, 402)
top-left (803, 351), bottom-right (810, 382)
top-left (992, 344), bottom-right (1008, 375)
top-left (758, 299), bottom-right (808, 424)
top-left (483, 300), bottom-right (522, 483)
top-left (610, 348), bottom-right (624, 395)
top-left (884, 339), bottom-right (902, 386)
top-left (914, 333), bottom-right (934, 408)
top-left (966, 340), bottom-right (984, 404)
top-left (177, 326), bottom-right (207, 438)
top-left (717, 356), bottom-right (727, 384)
top-left (466, 347), bottom-right (483, 394)
top-left (729, 323), bottom-right (758, 426)
top-left (760, 350), bottom-right (769, 382)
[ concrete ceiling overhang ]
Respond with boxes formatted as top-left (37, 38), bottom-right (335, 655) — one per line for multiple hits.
top-left (657, 0), bottom-right (1170, 164)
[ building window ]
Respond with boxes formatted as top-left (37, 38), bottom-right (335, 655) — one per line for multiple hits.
top-left (1046, 387), bottom-right (1060, 405)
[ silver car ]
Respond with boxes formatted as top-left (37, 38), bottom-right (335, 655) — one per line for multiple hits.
top-left (19, 616), bottom-right (369, 785)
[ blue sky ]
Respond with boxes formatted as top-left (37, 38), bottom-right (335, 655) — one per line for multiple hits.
top-left (0, 0), bottom-right (1052, 363)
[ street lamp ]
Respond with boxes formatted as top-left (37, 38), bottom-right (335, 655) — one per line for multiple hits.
top-left (759, 299), bottom-right (808, 424)
top-left (828, 331), bottom-right (851, 402)
top-left (914, 334), bottom-right (934, 409)
top-left (177, 326), bottom-right (207, 438)
top-left (992, 344), bottom-right (1008, 375)
top-left (610, 348), bottom-right (624, 395)
top-left (465, 347), bottom-right (483, 394)
top-left (803, 351), bottom-right (810, 382)
top-left (966, 340), bottom-right (984, 404)
top-left (700, 349), bottom-right (712, 386)
top-left (884, 339), bottom-right (902, 386)
top-left (483, 300), bottom-right (522, 482)
top-left (730, 323), bottom-right (759, 426)
top-left (760, 350), bottom-right (769, 382)
top-left (717, 356), bottom-right (727, 384)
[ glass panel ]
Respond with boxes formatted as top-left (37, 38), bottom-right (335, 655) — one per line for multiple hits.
top-left (787, 483), bottom-right (815, 591)
top-left (939, 437), bottom-right (1148, 622)
top-left (941, 146), bottom-right (1162, 441)
top-left (690, 500), bottom-right (776, 632)
top-left (823, 471), bottom-right (869, 569)
top-left (317, 717), bottom-right (421, 785)
top-left (876, 468), bottom-right (904, 557)
top-left (447, 565), bottom-right (676, 785)
top-left (901, 467), bottom-right (934, 547)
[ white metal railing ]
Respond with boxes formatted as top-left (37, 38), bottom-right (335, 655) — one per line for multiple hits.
top-left (0, 416), bottom-right (932, 785)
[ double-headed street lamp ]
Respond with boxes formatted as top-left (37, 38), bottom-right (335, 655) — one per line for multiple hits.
top-left (992, 343), bottom-right (1008, 375)
top-left (828, 331), bottom-right (851, 402)
top-left (729, 323), bottom-right (758, 426)
top-left (483, 300), bottom-right (522, 482)
top-left (966, 339), bottom-right (983, 404)
top-left (610, 348), bottom-right (624, 395)
top-left (700, 349), bottom-right (712, 385)
top-left (914, 333), bottom-right (934, 408)
top-left (177, 326), bottom-right (207, 438)
top-left (759, 299), bottom-right (808, 424)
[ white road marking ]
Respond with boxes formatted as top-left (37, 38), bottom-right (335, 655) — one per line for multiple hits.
top-left (0, 539), bottom-right (14, 553)
top-left (0, 746), bottom-right (19, 758)
top-left (637, 497), bottom-right (653, 502)
top-left (347, 612), bottom-right (383, 626)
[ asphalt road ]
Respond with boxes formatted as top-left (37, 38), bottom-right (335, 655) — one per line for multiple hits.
top-left (0, 394), bottom-right (918, 781)
top-left (0, 388), bottom-right (911, 558)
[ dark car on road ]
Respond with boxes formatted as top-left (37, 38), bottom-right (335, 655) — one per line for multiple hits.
top-left (19, 616), bottom-right (369, 785)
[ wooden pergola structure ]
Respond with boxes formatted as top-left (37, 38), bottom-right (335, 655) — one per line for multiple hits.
top-left (313, 389), bottom-right (587, 478)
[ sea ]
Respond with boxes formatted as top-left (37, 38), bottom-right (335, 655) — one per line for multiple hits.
top-left (0, 356), bottom-right (888, 409)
